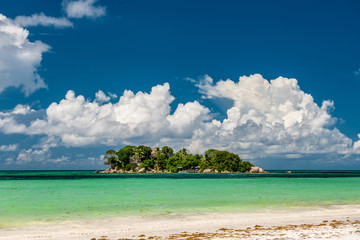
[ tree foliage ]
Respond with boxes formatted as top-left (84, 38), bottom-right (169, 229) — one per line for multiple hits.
top-left (104, 145), bottom-right (254, 173)
top-left (104, 149), bottom-right (118, 169)
top-left (135, 145), bottom-right (152, 161)
top-left (116, 145), bottom-right (135, 169)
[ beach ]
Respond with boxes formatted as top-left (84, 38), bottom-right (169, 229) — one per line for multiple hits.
top-left (1, 204), bottom-right (360, 239)
top-left (1, 171), bottom-right (360, 239)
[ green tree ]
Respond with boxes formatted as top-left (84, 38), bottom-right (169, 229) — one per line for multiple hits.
top-left (204, 149), bottom-right (218, 161)
top-left (116, 145), bottom-right (135, 169)
top-left (155, 153), bottom-right (167, 171)
top-left (204, 149), bottom-right (245, 172)
top-left (104, 145), bottom-right (253, 173)
top-left (161, 146), bottom-right (174, 159)
top-left (238, 161), bottom-right (254, 172)
top-left (166, 155), bottom-right (182, 172)
top-left (212, 151), bottom-right (242, 172)
top-left (135, 145), bottom-right (152, 161)
top-left (177, 148), bottom-right (188, 158)
top-left (104, 149), bottom-right (118, 169)
top-left (140, 159), bottom-right (155, 170)
top-left (182, 154), bottom-right (201, 170)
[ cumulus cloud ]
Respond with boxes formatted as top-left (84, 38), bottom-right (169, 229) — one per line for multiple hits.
top-left (16, 147), bottom-right (69, 164)
top-left (0, 14), bottom-right (49, 95)
top-left (95, 90), bottom-right (111, 103)
top-left (167, 101), bottom-right (210, 138)
top-left (0, 104), bottom-right (34, 116)
top-left (0, 104), bottom-right (38, 134)
top-left (63, 0), bottom-right (106, 19)
top-left (1, 77), bottom-right (359, 165)
top-left (0, 83), bottom-right (210, 147)
top-left (94, 91), bottom-right (117, 103)
top-left (15, 13), bottom-right (73, 28)
top-left (0, 144), bottom-right (18, 151)
top-left (189, 74), bottom-right (355, 158)
top-left (16, 148), bottom-right (49, 163)
top-left (354, 134), bottom-right (360, 150)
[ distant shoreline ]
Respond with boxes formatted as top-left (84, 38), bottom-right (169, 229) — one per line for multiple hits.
top-left (96, 165), bottom-right (268, 174)
top-left (96, 167), bottom-right (268, 174)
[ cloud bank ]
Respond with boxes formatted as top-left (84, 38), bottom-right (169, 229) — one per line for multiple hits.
top-left (0, 83), bottom-right (209, 148)
top-left (0, 14), bottom-right (49, 95)
top-left (191, 74), bottom-right (356, 158)
top-left (1, 74), bottom-right (359, 166)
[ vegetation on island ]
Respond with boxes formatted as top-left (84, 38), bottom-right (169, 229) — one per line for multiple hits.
top-left (103, 145), bottom-right (254, 173)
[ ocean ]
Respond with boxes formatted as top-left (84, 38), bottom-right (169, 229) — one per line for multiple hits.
top-left (1, 171), bottom-right (360, 228)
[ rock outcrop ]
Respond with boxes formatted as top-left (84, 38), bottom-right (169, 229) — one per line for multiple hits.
top-left (249, 166), bottom-right (268, 173)
top-left (100, 168), bottom-right (113, 173)
top-left (137, 167), bottom-right (146, 173)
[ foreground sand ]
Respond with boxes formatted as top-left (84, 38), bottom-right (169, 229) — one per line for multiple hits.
top-left (1, 205), bottom-right (360, 240)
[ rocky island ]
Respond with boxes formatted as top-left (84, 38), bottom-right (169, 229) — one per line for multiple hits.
top-left (98, 145), bottom-right (267, 174)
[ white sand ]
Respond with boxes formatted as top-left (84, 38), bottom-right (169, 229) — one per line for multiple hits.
top-left (1, 204), bottom-right (360, 240)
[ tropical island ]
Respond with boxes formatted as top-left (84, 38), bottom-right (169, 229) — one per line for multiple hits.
top-left (99, 145), bottom-right (266, 173)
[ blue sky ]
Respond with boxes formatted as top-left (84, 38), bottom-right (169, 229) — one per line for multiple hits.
top-left (0, 0), bottom-right (360, 170)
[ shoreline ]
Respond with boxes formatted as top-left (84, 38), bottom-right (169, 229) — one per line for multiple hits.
top-left (96, 165), bottom-right (267, 174)
top-left (2, 204), bottom-right (360, 240)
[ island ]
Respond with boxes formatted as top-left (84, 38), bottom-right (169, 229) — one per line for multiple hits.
top-left (99, 145), bottom-right (267, 173)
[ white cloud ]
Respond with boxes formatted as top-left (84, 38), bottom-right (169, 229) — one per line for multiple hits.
top-left (108, 92), bottom-right (118, 99)
top-left (0, 118), bottom-right (27, 134)
top-left (15, 13), bottom-right (73, 28)
top-left (16, 147), bottom-right (69, 164)
top-left (87, 155), bottom-right (104, 165)
top-left (0, 83), bottom-right (209, 147)
top-left (0, 14), bottom-right (50, 95)
top-left (95, 90), bottom-right (110, 103)
top-left (189, 74), bottom-right (356, 158)
top-left (0, 104), bottom-right (34, 116)
top-left (50, 156), bottom-right (69, 164)
top-left (0, 104), bottom-right (36, 134)
top-left (285, 153), bottom-right (302, 159)
top-left (0, 144), bottom-right (18, 151)
top-left (354, 134), bottom-right (360, 150)
top-left (16, 148), bottom-right (49, 164)
top-left (63, 0), bottom-right (106, 19)
top-left (167, 101), bottom-right (210, 138)
top-left (1, 77), bottom-right (359, 165)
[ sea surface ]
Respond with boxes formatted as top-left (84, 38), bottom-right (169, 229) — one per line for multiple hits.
top-left (1, 170), bottom-right (360, 227)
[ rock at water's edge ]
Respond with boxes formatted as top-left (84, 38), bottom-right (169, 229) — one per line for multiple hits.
top-left (249, 166), bottom-right (268, 173)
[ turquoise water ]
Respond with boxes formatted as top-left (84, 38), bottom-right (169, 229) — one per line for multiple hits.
top-left (1, 171), bottom-right (360, 227)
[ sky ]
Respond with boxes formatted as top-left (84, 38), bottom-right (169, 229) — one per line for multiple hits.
top-left (0, 0), bottom-right (360, 170)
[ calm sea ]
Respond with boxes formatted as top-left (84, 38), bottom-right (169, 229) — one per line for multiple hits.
top-left (1, 170), bottom-right (360, 227)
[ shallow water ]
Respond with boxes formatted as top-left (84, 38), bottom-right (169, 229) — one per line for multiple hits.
top-left (1, 171), bottom-right (360, 227)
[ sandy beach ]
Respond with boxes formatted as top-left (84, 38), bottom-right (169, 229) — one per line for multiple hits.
top-left (1, 204), bottom-right (360, 240)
